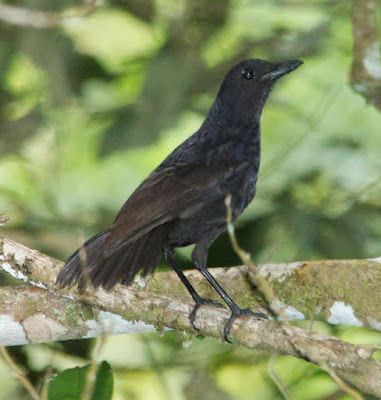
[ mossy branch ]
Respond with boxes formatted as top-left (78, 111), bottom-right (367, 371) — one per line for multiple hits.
top-left (1, 236), bottom-right (381, 397)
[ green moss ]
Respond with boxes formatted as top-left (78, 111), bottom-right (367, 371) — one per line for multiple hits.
top-left (22, 257), bottom-right (34, 276)
top-left (5, 251), bottom-right (16, 263)
top-left (60, 301), bottom-right (95, 328)
top-left (26, 298), bottom-right (38, 315)
top-left (270, 260), bottom-right (381, 323)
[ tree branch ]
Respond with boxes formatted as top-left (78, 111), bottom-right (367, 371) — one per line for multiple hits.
top-left (1, 236), bottom-right (381, 397)
top-left (0, 1), bottom-right (98, 29)
top-left (351, 0), bottom-right (381, 110)
top-left (2, 236), bottom-right (381, 332)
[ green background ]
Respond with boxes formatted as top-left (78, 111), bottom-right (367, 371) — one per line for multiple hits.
top-left (1, 0), bottom-right (381, 399)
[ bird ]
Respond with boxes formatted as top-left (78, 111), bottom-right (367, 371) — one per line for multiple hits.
top-left (57, 58), bottom-right (303, 341)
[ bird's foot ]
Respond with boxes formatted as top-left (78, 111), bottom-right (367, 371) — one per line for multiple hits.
top-left (190, 297), bottom-right (225, 331)
top-left (224, 308), bottom-right (268, 343)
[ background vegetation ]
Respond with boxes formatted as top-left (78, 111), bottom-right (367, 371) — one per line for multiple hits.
top-left (0, 0), bottom-right (381, 399)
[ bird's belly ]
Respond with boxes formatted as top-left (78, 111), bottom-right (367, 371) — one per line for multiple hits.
top-left (168, 169), bottom-right (258, 248)
top-left (168, 200), bottom-right (227, 248)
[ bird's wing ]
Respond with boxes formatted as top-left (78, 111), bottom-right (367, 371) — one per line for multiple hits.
top-left (103, 139), bottom-right (249, 256)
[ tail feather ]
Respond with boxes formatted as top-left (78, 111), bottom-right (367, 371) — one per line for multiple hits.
top-left (56, 224), bottom-right (169, 291)
top-left (57, 230), bottom-right (108, 289)
top-left (120, 231), bottom-right (150, 285)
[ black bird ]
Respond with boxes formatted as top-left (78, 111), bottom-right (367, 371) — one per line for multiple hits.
top-left (57, 58), bottom-right (303, 341)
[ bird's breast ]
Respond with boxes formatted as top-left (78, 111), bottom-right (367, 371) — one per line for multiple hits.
top-left (222, 162), bottom-right (259, 221)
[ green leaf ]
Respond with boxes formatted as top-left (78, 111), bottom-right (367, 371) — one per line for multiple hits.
top-left (91, 361), bottom-right (114, 400)
top-left (48, 361), bottom-right (113, 400)
top-left (4, 52), bottom-right (48, 119)
top-left (48, 365), bottom-right (88, 400)
top-left (64, 10), bottom-right (161, 73)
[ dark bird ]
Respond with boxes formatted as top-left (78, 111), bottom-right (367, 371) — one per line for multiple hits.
top-left (57, 58), bottom-right (303, 341)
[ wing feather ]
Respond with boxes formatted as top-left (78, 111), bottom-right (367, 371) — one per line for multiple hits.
top-left (103, 139), bottom-right (251, 256)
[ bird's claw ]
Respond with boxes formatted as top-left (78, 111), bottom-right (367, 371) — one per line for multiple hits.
top-left (223, 308), bottom-right (268, 343)
top-left (189, 297), bottom-right (226, 331)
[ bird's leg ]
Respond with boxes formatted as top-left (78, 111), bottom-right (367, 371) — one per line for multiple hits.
top-left (164, 250), bottom-right (225, 331)
top-left (195, 263), bottom-right (268, 343)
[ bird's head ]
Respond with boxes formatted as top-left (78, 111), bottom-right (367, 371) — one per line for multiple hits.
top-left (213, 58), bottom-right (303, 123)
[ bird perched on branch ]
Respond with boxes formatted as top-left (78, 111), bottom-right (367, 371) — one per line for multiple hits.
top-left (57, 58), bottom-right (303, 341)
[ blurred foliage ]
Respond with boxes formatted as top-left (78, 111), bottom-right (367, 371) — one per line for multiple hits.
top-left (0, 0), bottom-right (381, 399)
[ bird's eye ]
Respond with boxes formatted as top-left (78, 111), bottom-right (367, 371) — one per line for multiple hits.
top-left (242, 69), bottom-right (254, 80)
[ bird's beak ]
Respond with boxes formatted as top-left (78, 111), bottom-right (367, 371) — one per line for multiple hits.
top-left (261, 60), bottom-right (303, 81)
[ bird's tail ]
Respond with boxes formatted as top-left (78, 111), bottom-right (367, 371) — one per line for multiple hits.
top-left (56, 225), bottom-right (168, 291)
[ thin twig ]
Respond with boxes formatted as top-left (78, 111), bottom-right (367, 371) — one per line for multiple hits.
top-left (82, 332), bottom-right (108, 400)
top-left (224, 194), bottom-right (293, 322)
top-left (77, 230), bottom-right (96, 296)
top-left (40, 366), bottom-right (52, 400)
top-left (0, 346), bottom-right (40, 400)
top-left (224, 194), bottom-right (363, 400)
top-left (325, 367), bottom-right (363, 400)
top-left (268, 356), bottom-right (295, 400)
top-left (140, 335), bottom-right (174, 400)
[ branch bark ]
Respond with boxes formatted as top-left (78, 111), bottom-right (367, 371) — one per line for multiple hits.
top-left (0, 1), bottom-right (98, 29)
top-left (351, 0), bottom-right (381, 110)
top-left (1, 236), bottom-right (381, 397)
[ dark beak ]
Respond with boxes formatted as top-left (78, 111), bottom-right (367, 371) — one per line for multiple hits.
top-left (261, 60), bottom-right (303, 81)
